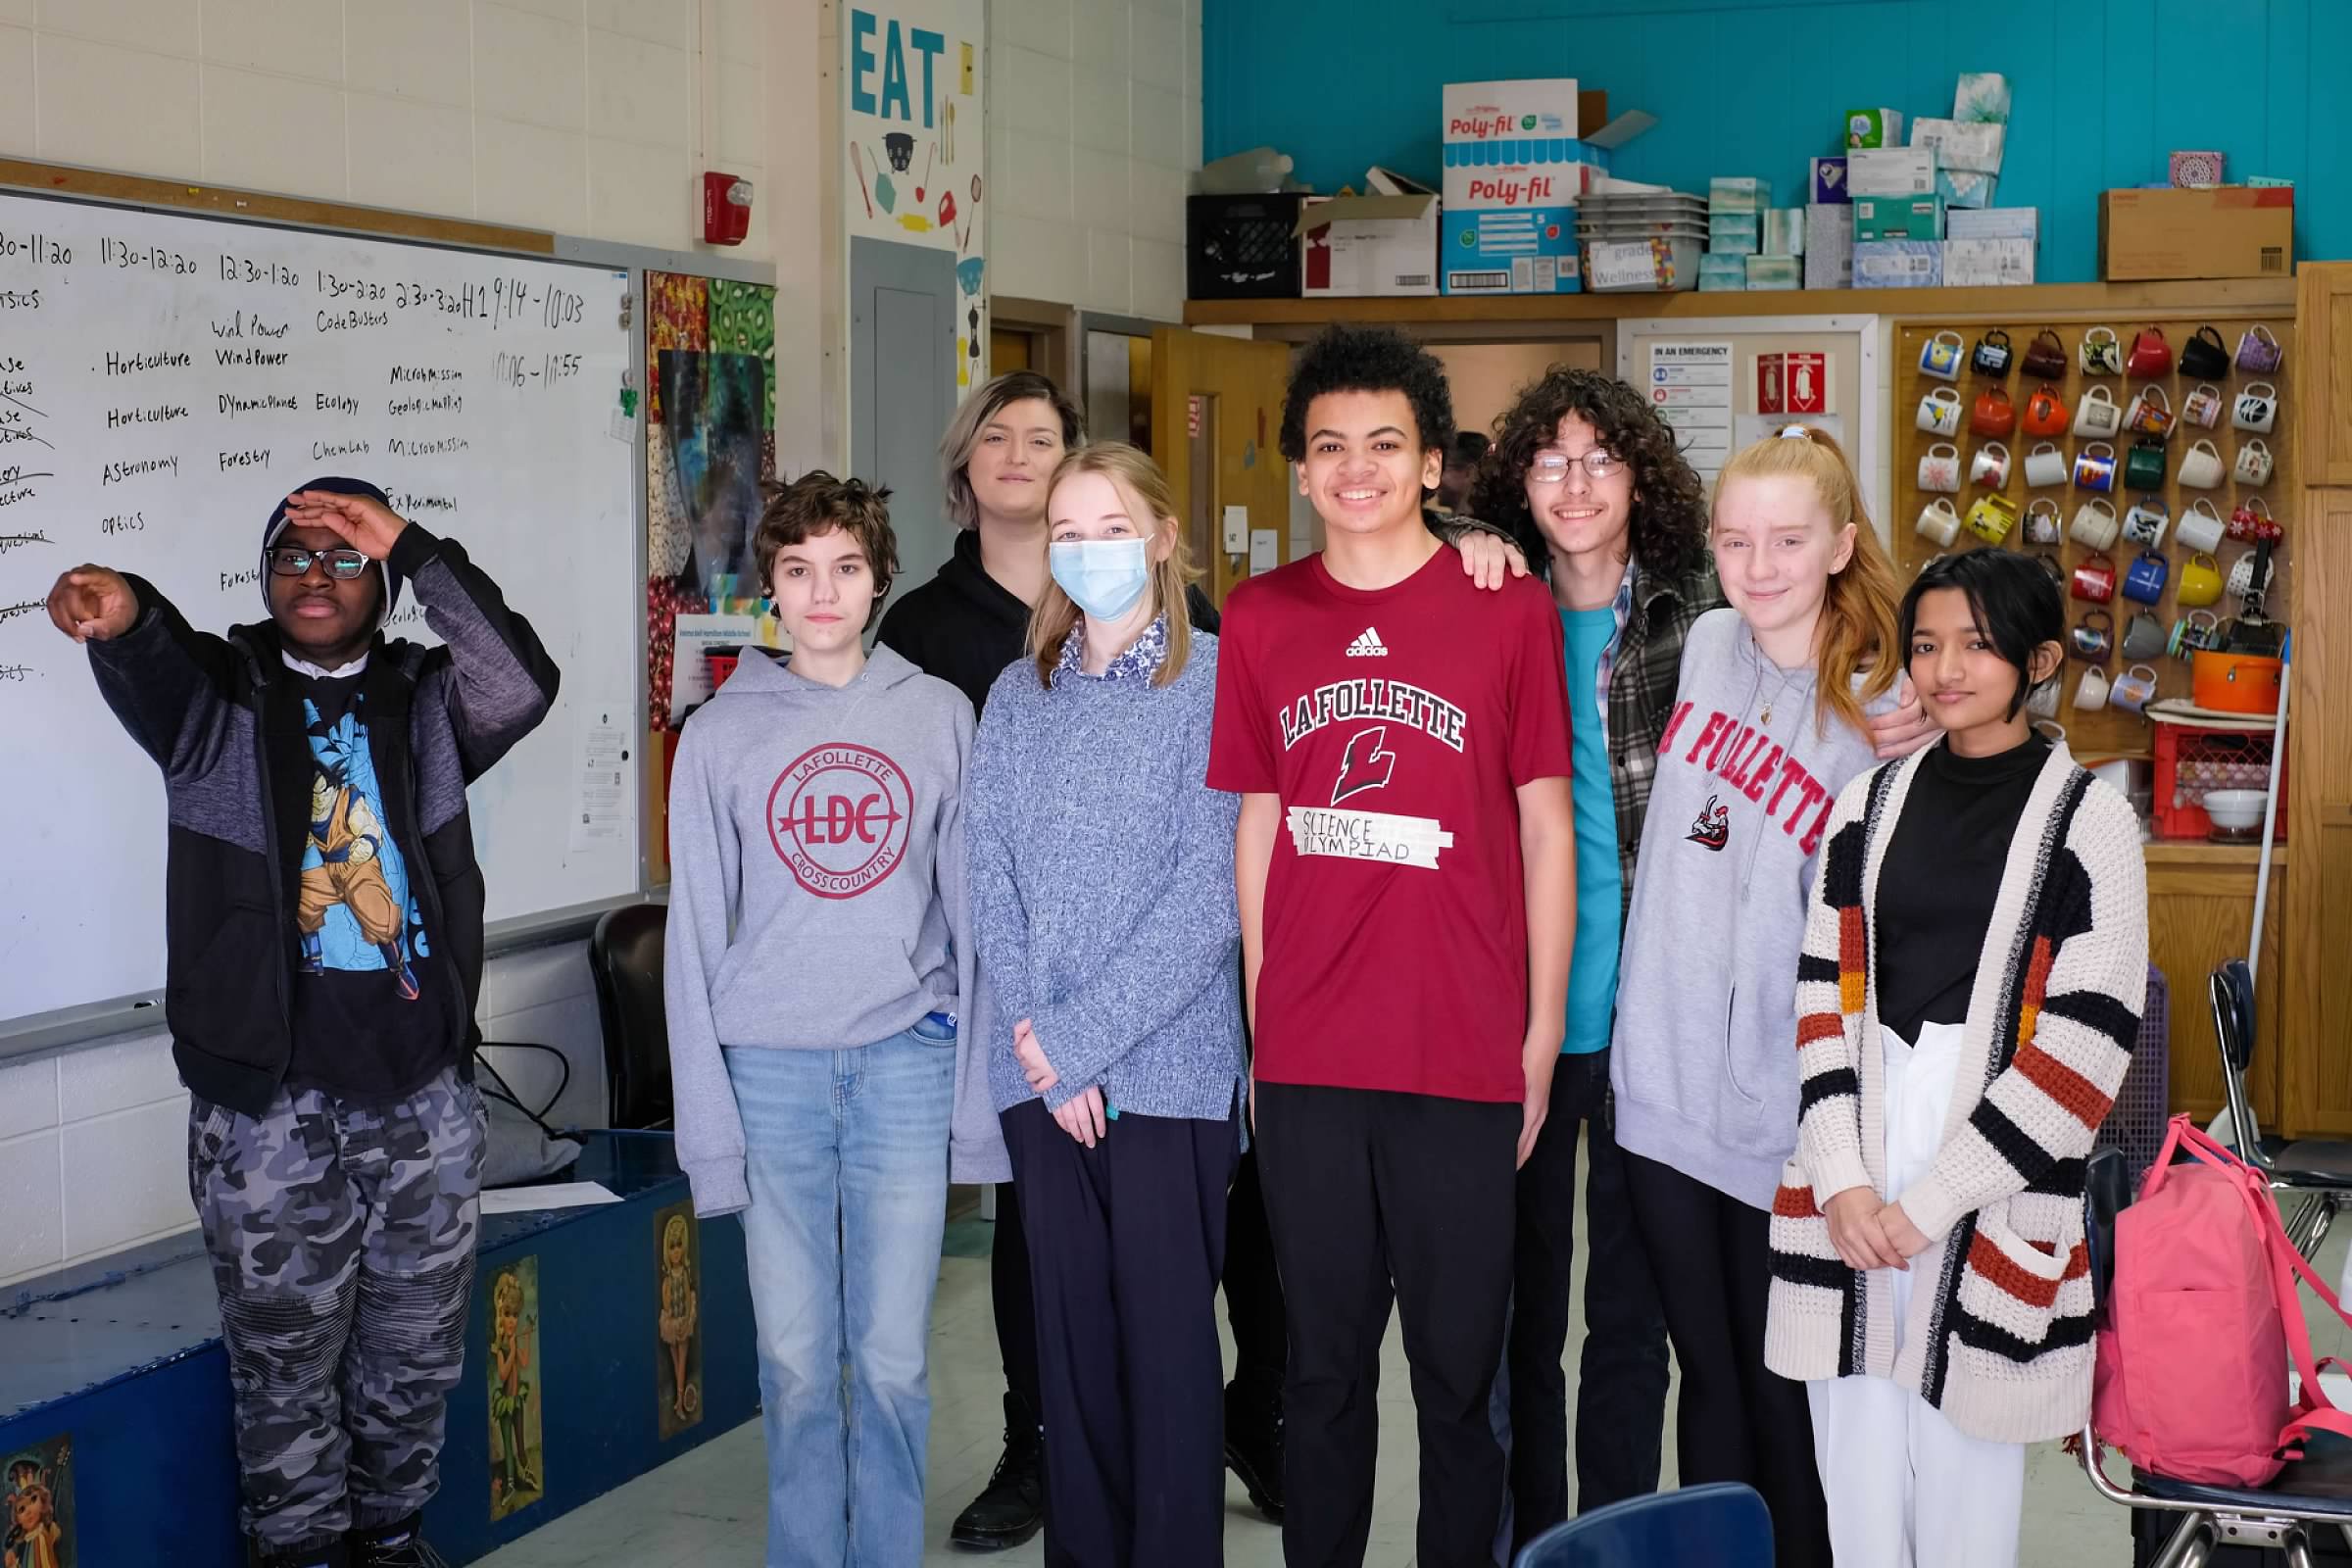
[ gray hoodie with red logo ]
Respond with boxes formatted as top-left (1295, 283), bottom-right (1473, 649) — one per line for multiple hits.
top-left (662, 642), bottom-right (1006, 1215)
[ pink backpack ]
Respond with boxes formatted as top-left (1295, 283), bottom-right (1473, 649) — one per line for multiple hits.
top-left (2093, 1116), bottom-right (2352, 1485)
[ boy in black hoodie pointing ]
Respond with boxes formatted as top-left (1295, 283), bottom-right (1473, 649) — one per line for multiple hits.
top-left (46, 478), bottom-right (559, 1568)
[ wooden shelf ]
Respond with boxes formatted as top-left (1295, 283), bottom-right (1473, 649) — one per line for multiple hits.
top-left (2143, 840), bottom-right (2287, 868)
top-left (1184, 277), bottom-right (2301, 329)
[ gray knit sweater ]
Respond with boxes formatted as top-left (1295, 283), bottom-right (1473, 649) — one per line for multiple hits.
top-left (965, 617), bottom-right (1246, 1123)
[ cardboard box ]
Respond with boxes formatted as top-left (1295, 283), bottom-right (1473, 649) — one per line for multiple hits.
top-left (1444, 78), bottom-right (1579, 143)
top-left (1698, 254), bottom-right (1748, 291)
top-left (1944, 237), bottom-right (2035, 287)
top-left (1811, 157), bottom-right (1849, 205)
top-left (2098, 187), bottom-right (2294, 281)
top-left (1852, 238), bottom-right (1943, 289)
top-left (1848, 147), bottom-right (1937, 198)
top-left (1763, 208), bottom-right (1805, 256)
top-left (1440, 207), bottom-right (1581, 294)
top-left (1709, 176), bottom-right (1772, 213)
top-left (1911, 118), bottom-right (2005, 174)
top-left (1955, 73), bottom-right (2010, 124)
top-left (1853, 194), bottom-right (1946, 242)
top-left (1297, 172), bottom-right (1439, 297)
top-left (1845, 108), bottom-right (1903, 148)
top-left (1442, 141), bottom-right (1602, 211)
top-left (1947, 206), bottom-right (2039, 245)
top-left (1744, 254), bottom-right (1801, 290)
top-left (1805, 204), bottom-right (1853, 288)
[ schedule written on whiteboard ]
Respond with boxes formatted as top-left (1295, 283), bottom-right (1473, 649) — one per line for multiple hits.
top-left (0, 192), bottom-right (639, 1028)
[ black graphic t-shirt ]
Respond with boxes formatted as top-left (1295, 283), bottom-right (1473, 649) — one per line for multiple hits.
top-left (283, 666), bottom-right (460, 1101)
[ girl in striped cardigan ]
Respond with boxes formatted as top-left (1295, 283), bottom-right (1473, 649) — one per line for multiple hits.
top-left (1764, 549), bottom-right (2148, 1568)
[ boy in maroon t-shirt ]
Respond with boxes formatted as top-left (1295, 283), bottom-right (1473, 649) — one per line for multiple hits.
top-left (1208, 326), bottom-right (1576, 1567)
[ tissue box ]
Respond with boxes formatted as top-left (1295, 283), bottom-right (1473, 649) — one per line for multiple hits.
top-left (1440, 207), bottom-right (1581, 294)
top-left (1805, 204), bottom-right (1853, 288)
top-left (1845, 108), bottom-right (1903, 148)
top-left (1853, 194), bottom-right (1945, 242)
top-left (2170, 151), bottom-right (2225, 189)
top-left (1698, 254), bottom-right (1749, 292)
top-left (1943, 237), bottom-right (2035, 287)
top-left (1948, 207), bottom-right (2039, 245)
top-left (1708, 212), bottom-right (1761, 255)
top-left (1709, 176), bottom-right (1773, 213)
top-left (1937, 169), bottom-right (1999, 210)
top-left (1912, 118), bottom-right (2005, 174)
top-left (1955, 73), bottom-right (2011, 124)
top-left (1852, 238), bottom-right (1942, 289)
top-left (1763, 209), bottom-right (1806, 256)
top-left (1848, 147), bottom-right (1937, 197)
top-left (1811, 157), bottom-right (1849, 204)
top-left (1744, 255), bottom-right (1802, 290)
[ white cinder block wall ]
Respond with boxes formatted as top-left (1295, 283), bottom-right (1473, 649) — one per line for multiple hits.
top-left (0, 0), bottom-right (787, 1289)
top-left (988, 0), bottom-right (1202, 319)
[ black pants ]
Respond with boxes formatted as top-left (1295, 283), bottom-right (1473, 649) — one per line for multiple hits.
top-left (1623, 1149), bottom-right (1831, 1568)
top-left (1003, 1098), bottom-right (1241, 1568)
top-left (1506, 1049), bottom-right (1669, 1544)
top-left (988, 1179), bottom-right (1043, 1422)
top-left (1256, 1082), bottom-right (1518, 1568)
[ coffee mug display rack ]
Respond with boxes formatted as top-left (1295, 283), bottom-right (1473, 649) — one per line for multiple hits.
top-left (1891, 314), bottom-right (2295, 758)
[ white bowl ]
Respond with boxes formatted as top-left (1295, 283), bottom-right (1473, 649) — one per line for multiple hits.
top-left (2202, 789), bottom-right (2267, 831)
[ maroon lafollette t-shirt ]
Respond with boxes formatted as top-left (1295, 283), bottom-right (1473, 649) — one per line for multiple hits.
top-left (1208, 547), bottom-right (1572, 1102)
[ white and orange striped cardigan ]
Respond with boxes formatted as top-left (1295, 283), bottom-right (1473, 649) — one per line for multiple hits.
top-left (1762, 738), bottom-right (2148, 1445)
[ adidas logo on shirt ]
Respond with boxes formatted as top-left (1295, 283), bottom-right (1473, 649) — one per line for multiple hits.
top-left (1346, 626), bottom-right (1389, 658)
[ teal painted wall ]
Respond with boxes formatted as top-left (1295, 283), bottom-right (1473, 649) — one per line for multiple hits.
top-left (1201, 0), bottom-right (2344, 285)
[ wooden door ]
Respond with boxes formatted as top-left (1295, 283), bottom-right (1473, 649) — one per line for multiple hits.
top-left (1150, 329), bottom-right (1295, 607)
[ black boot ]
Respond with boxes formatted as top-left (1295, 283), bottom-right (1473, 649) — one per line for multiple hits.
top-left (1224, 1376), bottom-right (1285, 1523)
top-left (351, 1515), bottom-right (451, 1568)
top-left (950, 1393), bottom-right (1044, 1549)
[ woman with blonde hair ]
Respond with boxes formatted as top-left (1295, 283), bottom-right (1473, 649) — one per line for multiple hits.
top-left (964, 442), bottom-right (1247, 1567)
top-left (1608, 425), bottom-right (1906, 1566)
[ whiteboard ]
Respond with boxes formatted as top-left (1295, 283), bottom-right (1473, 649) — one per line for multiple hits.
top-left (0, 191), bottom-right (640, 1034)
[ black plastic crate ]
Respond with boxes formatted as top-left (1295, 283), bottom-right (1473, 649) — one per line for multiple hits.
top-left (1188, 192), bottom-right (1305, 300)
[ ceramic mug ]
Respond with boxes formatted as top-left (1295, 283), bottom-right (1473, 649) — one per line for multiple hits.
top-left (2124, 438), bottom-right (2168, 491)
top-left (2126, 385), bottom-right (2175, 440)
top-left (2230, 497), bottom-right (2281, 545)
top-left (2023, 384), bottom-right (2071, 438)
top-left (2235, 439), bottom-right (2275, 486)
top-left (2126, 326), bottom-right (2173, 378)
top-left (2121, 610), bottom-right (2169, 661)
top-left (2075, 664), bottom-right (2113, 710)
top-left (1972, 329), bottom-right (2013, 377)
top-left (2123, 549), bottom-right (2170, 605)
top-left (1971, 440), bottom-right (2012, 489)
top-left (1915, 497), bottom-right (1962, 547)
top-left (2180, 324), bottom-right (2231, 380)
top-left (1920, 329), bottom-right (1965, 380)
top-left (2181, 382), bottom-right (2224, 429)
top-left (1919, 442), bottom-right (1962, 493)
top-left (2076, 385), bottom-right (2123, 438)
top-left (2024, 497), bottom-right (2064, 545)
top-left (2072, 552), bottom-right (2118, 605)
top-left (2178, 499), bottom-right (2229, 553)
top-left (2169, 610), bottom-right (2223, 659)
top-left (2228, 551), bottom-right (2274, 602)
top-left (2111, 662), bottom-right (2161, 715)
top-left (2179, 439), bottom-right (2225, 490)
top-left (2074, 442), bottom-right (2118, 492)
top-left (2070, 497), bottom-right (2120, 550)
top-left (2022, 328), bottom-right (2069, 381)
top-left (2080, 325), bottom-right (2123, 375)
top-left (1972, 387), bottom-right (2017, 439)
top-left (1917, 386), bottom-right (1964, 435)
top-left (2233, 382), bottom-right (2278, 434)
top-left (2072, 609), bottom-right (2116, 661)
top-left (2177, 551), bottom-right (2225, 608)
top-left (2236, 323), bottom-right (2283, 374)
top-left (2123, 498), bottom-right (2170, 548)
top-left (1967, 493), bottom-right (2019, 544)
top-left (2024, 441), bottom-right (2068, 488)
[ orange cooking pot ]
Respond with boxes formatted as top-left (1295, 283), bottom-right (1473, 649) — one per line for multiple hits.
top-left (2191, 650), bottom-right (2283, 714)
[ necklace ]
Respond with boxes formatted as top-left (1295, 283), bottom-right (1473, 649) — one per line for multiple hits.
top-left (1755, 655), bottom-right (1802, 727)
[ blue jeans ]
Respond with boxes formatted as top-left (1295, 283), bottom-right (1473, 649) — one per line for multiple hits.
top-left (727, 1020), bottom-right (956, 1568)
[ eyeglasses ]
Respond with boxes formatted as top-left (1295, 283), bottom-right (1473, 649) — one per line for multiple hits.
top-left (267, 547), bottom-right (373, 579)
top-left (1528, 450), bottom-right (1625, 484)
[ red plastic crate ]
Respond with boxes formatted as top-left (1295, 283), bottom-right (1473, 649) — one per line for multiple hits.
top-left (2150, 710), bottom-right (2286, 841)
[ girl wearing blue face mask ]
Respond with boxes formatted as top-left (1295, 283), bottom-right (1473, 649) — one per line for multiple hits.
top-left (963, 441), bottom-right (1248, 1568)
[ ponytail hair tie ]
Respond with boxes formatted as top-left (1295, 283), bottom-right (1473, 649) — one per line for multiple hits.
top-left (1779, 423), bottom-right (1812, 440)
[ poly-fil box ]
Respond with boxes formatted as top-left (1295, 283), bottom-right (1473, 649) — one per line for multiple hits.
top-left (1440, 207), bottom-right (1581, 294)
top-left (1298, 172), bottom-right (1440, 297)
top-left (1442, 141), bottom-right (1602, 212)
top-left (1444, 78), bottom-right (1580, 143)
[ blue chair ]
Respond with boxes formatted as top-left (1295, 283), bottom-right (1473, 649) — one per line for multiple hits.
top-left (1513, 1483), bottom-right (1772, 1568)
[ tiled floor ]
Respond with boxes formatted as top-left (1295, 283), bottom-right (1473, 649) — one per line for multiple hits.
top-left (476, 1194), bottom-right (2352, 1568)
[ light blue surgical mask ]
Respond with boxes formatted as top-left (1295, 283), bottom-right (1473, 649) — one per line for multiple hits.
top-left (1050, 539), bottom-right (1150, 620)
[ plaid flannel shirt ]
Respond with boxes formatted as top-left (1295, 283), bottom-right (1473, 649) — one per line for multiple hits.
top-left (1602, 560), bottom-right (1724, 920)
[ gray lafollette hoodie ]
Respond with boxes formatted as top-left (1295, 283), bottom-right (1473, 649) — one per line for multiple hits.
top-left (662, 643), bottom-right (1007, 1216)
top-left (1610, 609), bottom-right (1893, 1209)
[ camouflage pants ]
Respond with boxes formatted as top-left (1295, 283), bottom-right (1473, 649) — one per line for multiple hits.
top-left (190, 1067), bottom-right (486, 1553)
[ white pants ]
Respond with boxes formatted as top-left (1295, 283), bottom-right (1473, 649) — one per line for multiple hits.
top-left (1806, 1019), bottom-right (2027, 1568)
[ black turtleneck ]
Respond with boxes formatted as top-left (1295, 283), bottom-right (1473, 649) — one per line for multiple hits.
top-left (1876, 731), bottom-right (2051, 1045)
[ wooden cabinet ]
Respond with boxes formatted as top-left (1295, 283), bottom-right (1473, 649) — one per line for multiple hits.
top-left (2148, 844), bottom-right (2282, 1128)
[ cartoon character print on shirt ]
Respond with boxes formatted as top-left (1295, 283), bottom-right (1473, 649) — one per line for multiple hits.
top-left (1278, 675), bottom-right (1470, 871)
top-left (300, 694), bottom-right (423, 1000)
top-left (1659, 700), bottom-right (1839, 858)
top-left (1688, 794), bottom-right (1731, 852)
top-left (766, 742), bottom-right (915, 899)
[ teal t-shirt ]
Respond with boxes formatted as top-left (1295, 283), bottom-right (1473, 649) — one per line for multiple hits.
top-left (1561, 607), bottom-right (1623, 1054)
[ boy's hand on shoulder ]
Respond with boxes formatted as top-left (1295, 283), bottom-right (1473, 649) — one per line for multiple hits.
top-left (1450, 529), bottom-right (1530, 593)
top-left (46, 565), bottom-right (137, 643)
top-left (282, 489), bottom-right (409, 560)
